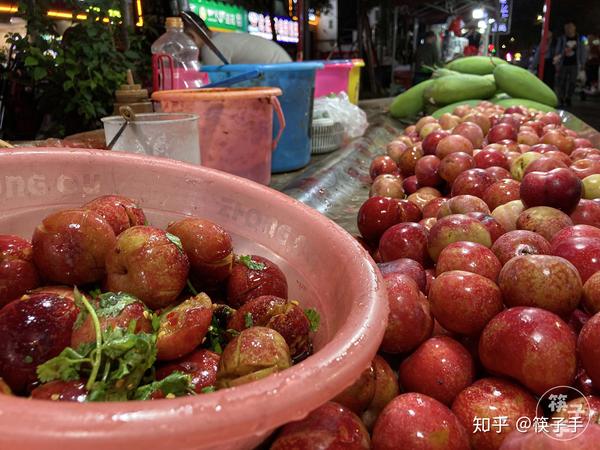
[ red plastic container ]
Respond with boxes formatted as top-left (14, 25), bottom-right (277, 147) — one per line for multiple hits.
top-left (153, 87), bottom-right (285, 185)
top-left (0, 148), bottom-right (387, 450)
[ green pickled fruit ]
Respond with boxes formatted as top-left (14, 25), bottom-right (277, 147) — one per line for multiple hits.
top-left (389, 79), bottom-right (435, 119)
top-left (493, 64), bottom-right (558, 107)
top-left (446, 56), bottom-right (508, 75)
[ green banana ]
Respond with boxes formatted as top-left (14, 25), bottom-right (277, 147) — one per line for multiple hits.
top-left (493, 64), bottom-right (558, 107)
top-left (431, 100), bottom-right (483, 118)
top-left (425, 74), bottom-right (496, 105)
top-left (495, 98), bottom-right (556, 113)
top-left (446, 56), bottom-right (508, 75)
top-left (389, 79), bottom-right (435, 118)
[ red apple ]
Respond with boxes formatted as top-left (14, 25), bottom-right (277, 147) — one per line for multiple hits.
top-left (517, 206), bottom-right (574, 241)
top-left (378, 258), bottom-right (426, 291)
top-left (583, 174), bottom-right (600, 199)
top-left (399, 336), bottom-right (475, 405)
top-left (488, 123), bottom-right (518, 144)
top-left (357, 196), bottom-right (402, 242)
top-left (422, 197), bottom-right (448, 219)
top-left (381, 275), bottom-right (433, 354)
top-left (463, 113), bottom-right (491, 134)
top-left (520, 168), bottom-right (582, 213)
top-left (437, 195), bottom-right (490, 218)
top-left (466, 212), bottom-right (506, 243)
top-left (439, 113), bottom-right (461, 130)
top-left (518, 130), bottom-right (540, 146)
top-left (372, 393), bottom-right (470, 450)
top-left (583, 272), bottom-right (600, 314)
top-left (105, 226), bottom-right (190, 309)
top-left (551, 237), bottom-right (600, 283)
top-left (485, 166), bottom-right (512, 181)
top-left (362, 356), bottom-right (400, 431)
top-left (379, 222), bottom-right (429, 265)
top-left (370, 155), bottom-right (398, 180)
top-left (574, 138), bottom-right (594, 149)
top-left (156, 349), bottom-right (219, 394)
top-left (436, 135), bottom-right (474, 159)
top-left (370, 174), bottom-right (405, 198)
top-left (415, 155), bottom-right (443, 187)
top-left (571, 159), bottom-right (600, 180)
top-left (0, 235), bottom-right (39, 308)
top-left (166, 218), bottom-right (233, 287)
top-left (436, 241), bottom-right (501, 281)
top-left (579, 313), bottom-right (600, 391)
top-left (407, 190), bottom-right (441, 211)
top-left (479, 307), bottom-right (577, 395)
top-left (333, 363), bottom-right (376, 414)
top-left (541, 130), bottom-right (575, 155)
top-left (422, 130), bottom-right (450, 155)
top-left (271, 401), bottom-right (370, 449)
top-left (510, 152), bottom-right (543, 180)
top-left (386, 140), bottom-right (408, 163)
top-left (416, 115), bottom-right (437, 133)
top-left (453, 122), bottom-right (484, 148)
top-left (571, 199), bottom-right (600, 227)
top-left (491, 230), bottom-right (552, 265)
top-left (474, 148), bottom-right (509, 169)
top-left (552, 395), bottom-right (600, 426)
top-left (398, 145), bottom-right (424, 176)
top-left (439, 152), bottom-right (476, 184)
top-left (82, 194), bottom-right (146, 235)
top-left (544, 150), bottom-right (573, 166)
top-left (402, 175), bottom-right (419, 194)
top-left (451, 168), bottom-right (495, 198)
top-left (396, 199), bottom-right (423, 222)
top-left (551, 224), bottom-right (600, 245)
top-left (483, 179), bottom-right (521, 211)
top-left (429, 270), bottom-right (503, 336)
top-left (451, 377), bottom-right (538, 450)
top-left (428, 214), bottom-right (492, 261)
top-left (0, 293), bottom-right (78, 393)
top-left (492, 200), bottom-right (525, 232)
top-left (420, 217), bottom-right (438, 231)
top-left (498, 255), bottom-right (582, 316)
top-left (530, 143), bottom-right (559, 154)
top-left (572, 147), bottom-right (600, 162)
top-left (523, 157), bottom-right (568, 175)
top-left (32, 209), bottom-right (116, 285)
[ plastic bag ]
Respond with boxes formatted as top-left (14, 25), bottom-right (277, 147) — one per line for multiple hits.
top-left (313, 92), bottom-right (368, 140)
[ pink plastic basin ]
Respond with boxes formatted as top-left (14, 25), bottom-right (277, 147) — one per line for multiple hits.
top-left (314, 60), bottom-right (354, 98)
top-left (153, 87), bottom-right (285, 186)
top-left (0, 148), bottom-right (387, 450)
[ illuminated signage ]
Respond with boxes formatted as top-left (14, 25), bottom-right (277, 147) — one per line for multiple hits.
top-left (491, 0), bottom-right (512, 34)
top-left (188, 0), bottom-right (247, 33)
top-left (248, 11), bottom-right (299, 44)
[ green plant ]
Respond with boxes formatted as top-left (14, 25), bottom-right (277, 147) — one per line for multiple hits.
top-left (7, 0), bottom-right (150, 137)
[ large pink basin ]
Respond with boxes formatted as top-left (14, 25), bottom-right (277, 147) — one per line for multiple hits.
top-left (0, 148), bottom-right (387, 450)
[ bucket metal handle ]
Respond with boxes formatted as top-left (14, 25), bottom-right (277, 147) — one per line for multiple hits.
top-left (271, 96), bottom-right (285, 152)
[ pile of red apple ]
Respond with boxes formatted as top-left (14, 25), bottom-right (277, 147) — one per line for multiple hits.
top-left (332, 102), bottom-right (600, 449)
top-left (0, 195), bottom-right (316, 401)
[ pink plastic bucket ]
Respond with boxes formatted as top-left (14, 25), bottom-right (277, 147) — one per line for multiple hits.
top-left (153, 87), bottom-right (285, 185)
top-left (0, 148), bottom-right (387, 450)
top-left (314, 60), bottom-right (354, 98)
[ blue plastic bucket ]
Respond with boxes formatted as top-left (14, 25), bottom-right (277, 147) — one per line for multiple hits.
top-left (202, 62), bottom-right (323, 173)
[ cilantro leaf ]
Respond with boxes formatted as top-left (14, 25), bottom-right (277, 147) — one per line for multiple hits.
top-left (201, 385), bottom-right (216, 394)
top-left (96, 292), bottom-right (139, 318)
top-left (305, 308), bottom-right (321, 333)
top-left (244, 312), bottom-right (254, 328)
top-left (134, 372), bottom-right (194, 400)
top-left (36, 346), bottom-right (93, 383)
top-left (166, 232), bottom-right (184, 252)
top-left (88, 287), bottom-right (102, 299)
top-left (239, 255), bottom-right (266, 271)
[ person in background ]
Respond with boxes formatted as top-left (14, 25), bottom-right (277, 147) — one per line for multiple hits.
top-left (529, 30), bottom-right (556, 88)
top-left (185, 17), bottom-right (292, 65)
top-left (413, 31), bottom-right (441, 85)
top-left (554, 20), bottom-right (587, 107)
top-left (584, 34), bottom-right (600, 96)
